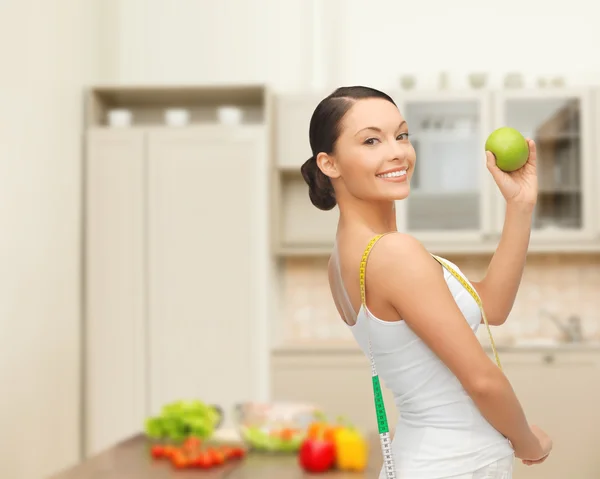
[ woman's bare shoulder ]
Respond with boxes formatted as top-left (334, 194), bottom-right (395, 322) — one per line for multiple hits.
top-left (359, 232), bottom-right (440, 305)
top-left (367, 232), bottom-right (433, 272)
top-left (366, 231), bottom-right (497, 389)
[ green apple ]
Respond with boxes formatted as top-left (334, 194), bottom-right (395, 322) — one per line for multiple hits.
top-left (485, 127), bottom-right (529, 172)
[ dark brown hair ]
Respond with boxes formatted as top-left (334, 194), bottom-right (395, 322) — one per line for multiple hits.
top-left (300, 86), bottom-right (397, 210)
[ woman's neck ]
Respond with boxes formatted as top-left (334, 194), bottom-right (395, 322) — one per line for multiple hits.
top-left (337, 197), bottom-right (398, 235)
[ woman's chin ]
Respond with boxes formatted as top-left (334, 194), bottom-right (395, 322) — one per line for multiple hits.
top-left (389, 184), bottom-right (410, 201)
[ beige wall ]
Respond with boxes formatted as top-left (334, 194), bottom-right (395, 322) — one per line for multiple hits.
top-left (0, 1), bottom-right (101, 478)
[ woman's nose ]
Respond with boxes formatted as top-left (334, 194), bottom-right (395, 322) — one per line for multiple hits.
top-left (389, 139), bottom-right (407, 161)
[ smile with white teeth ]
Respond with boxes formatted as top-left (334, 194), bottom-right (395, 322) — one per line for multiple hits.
top-left (376, 170), bottom-right (407, 178)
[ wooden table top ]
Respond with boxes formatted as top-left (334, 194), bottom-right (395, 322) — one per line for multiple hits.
top-left (49, 434), bottom-right (384, 479)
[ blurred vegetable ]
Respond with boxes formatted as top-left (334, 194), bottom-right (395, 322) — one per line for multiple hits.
top-left (240, 425), bottom-right (304, 452)
top-left (149, 438), bottom-right (246, 470)
top-left (333, 423), bottom-right (368, 471)
top-left (298, 434), bottom-right (336, 473)
top-left (144, 400), bottom-right (222, 441)
top-left (307, 411), bottom-right (343, 442)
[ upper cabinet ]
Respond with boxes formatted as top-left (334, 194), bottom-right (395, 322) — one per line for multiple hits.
top-left (272, 88), bottom-right (600, 256)
top-left (395, 91), bottom-right (494, 244)
top-left (493, 88), bottom-right (596, 243)
top-left (272, 92), bottom-right (338, 255)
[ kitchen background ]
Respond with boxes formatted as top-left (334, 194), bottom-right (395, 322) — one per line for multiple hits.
top-left (3, 1), bottom-right (600, 478)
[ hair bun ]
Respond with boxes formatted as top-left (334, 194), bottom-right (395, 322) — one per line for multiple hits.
top-left (300, 156), bottom-right (336, 211)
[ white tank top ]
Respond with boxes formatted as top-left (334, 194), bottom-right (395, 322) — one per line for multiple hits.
top-left (330, 241), bottom-right (514, 478)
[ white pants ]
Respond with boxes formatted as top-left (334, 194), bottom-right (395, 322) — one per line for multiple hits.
top-left (447, 455), bottom-right (514, 479)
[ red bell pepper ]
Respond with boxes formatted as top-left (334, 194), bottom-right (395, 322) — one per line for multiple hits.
top-left (298, 435), bottom-right (336, 473)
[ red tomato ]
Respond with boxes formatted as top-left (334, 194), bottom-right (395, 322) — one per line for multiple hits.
top-left (183, 437), bottom-right (202, 453)
top-left (206, 448), bottom-right (225, 466)
top-left (150, 445), bottom-right (165, 459)
top-left (162, 445), bottom-right (178, 459)
top-left (193, 451), bottom-right (213, 468)
top-left (232, 447), bottom-right (246, 459)
top-left (171, 451), bottom-right (189, 469)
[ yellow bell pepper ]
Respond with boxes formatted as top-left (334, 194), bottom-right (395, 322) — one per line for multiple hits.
top-left (333, 426), bottom-right (369, 471)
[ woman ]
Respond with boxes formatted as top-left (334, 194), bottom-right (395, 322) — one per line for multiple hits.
top-left (300, 86), bottom-right (552, 479)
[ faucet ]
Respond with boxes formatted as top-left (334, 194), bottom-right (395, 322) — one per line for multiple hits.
top-left (539, 309), bottom-right (583, 343)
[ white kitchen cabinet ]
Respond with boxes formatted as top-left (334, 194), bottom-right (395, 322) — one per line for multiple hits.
top-left (271, 344), bottom-right (398, 433)
top-left (84, 128), bottom-right (147, 457)
top-left (272, 93), bottom-right (340, 254)
top-left (394, 90), bottom-right (495, 245)
top-left (498, 349), bottom-right (600, 479)
top-left (145, 126), bottom-right (268, 423)
top-left (84, 85), bottom-right (271, 453)
top-left (277, 172), bottom-right (338, 251)
top-left (492, 88), bottom-right (596, 244)
top-left (84, 121), bottom-right (269, 454)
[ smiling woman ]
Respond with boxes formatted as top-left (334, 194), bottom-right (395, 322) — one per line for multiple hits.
top-left (300, 86), bottom-right (551, 479)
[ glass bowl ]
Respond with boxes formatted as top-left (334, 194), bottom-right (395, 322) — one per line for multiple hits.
top-left (233, 402), bottom-right (319, 453)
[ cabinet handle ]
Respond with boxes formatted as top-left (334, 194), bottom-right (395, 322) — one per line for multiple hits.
top-left (543, 354), bottom-right (555, 364)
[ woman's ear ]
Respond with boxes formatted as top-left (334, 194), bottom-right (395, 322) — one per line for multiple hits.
top-left (316, 152), bottom-right (340, 179)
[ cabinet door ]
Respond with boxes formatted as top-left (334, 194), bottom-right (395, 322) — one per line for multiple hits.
top-left (278, 172), bottom-right (338, 250)
top-left (497, 351), bottom-right (600, 479)
top-left (84, 128), bottom-right (147, 456)
top-left (274, 93), bottom-right (326, 169)
top-left (493, 89), bottom-right (595, 243)
top-left (146, 126), bottom-right (267, 424)
top-left (395, 91), bottom-right (494, 245)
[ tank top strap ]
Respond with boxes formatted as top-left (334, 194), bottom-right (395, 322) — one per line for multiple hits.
top-left (359, 232), bottom-right (395, 307)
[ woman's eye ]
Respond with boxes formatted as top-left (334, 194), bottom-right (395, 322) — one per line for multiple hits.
top-left (364, 138), bottom-right (379, 145)
top-left (397, 133), bottom-right (410, 141)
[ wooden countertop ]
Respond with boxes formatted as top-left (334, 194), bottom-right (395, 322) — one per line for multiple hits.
top-left (49, 434), bottom-right (384, 479)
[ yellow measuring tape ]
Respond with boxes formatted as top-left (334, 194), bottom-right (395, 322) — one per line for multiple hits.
top-left (431, 255), bottom-right (502, 370)
top-left (359, 233), bottom-right (502, 369)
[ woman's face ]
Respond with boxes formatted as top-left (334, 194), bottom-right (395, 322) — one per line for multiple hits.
top-left (320, 98), bottom-right (416, 203)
